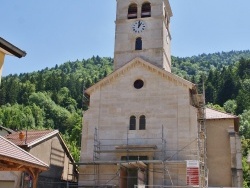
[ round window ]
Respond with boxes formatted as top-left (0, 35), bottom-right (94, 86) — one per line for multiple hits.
top-left (134, 79), bottom-right (144, 89)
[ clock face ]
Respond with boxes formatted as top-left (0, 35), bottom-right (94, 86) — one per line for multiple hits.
top-left (132, 20), bottom-right (146, 33)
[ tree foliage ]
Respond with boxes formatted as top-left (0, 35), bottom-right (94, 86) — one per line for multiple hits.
top-left (0, 56), bottom-right (113, 162)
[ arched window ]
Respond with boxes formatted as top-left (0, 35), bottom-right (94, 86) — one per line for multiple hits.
top-left (128, 3), bottom-right (137, 19)
top-left (141, 2), bottom-right (151, 18)
top-left (139, 115), bottom-right (146, 130)
top-left (130, 116), bottom-right (136, 130)
top-left (135, 37), bottom-right (142, 50)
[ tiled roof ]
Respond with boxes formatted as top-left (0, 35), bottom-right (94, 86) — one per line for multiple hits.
top-left (5, 129), bottom-right (76, 166)
top-left (0, 136), bottom-right (49, 169)
top-left (5, 130), bottom-right (58, 147)
top-left (205, 108), bottom-right (237, 119)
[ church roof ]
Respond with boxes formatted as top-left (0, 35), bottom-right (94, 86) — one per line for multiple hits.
top-left (85, 57), bottom-right (196, 95)
top-left (206, 108), bottom-right (238, 120)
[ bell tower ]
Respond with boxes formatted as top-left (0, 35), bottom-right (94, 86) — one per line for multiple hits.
top-left (114, 0), bottom-right (173, 72)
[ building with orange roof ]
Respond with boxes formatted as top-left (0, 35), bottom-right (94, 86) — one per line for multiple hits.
top-left (205, 108), bottom-right (242, 186)
top-left (0, 129), bottom-right (78, 188)
top-left (0, 136), bottom-right (48, 188)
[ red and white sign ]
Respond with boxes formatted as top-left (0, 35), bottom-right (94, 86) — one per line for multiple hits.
top-left (186, 160), bottom-right (199, 186)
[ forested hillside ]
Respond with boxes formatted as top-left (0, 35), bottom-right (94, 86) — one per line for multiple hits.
top-left (0, 51), bottom-right (250, 186)
top-left (0, 56), bottom-right (113, 162)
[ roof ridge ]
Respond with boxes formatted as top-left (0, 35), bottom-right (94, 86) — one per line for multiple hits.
top-left (27, 130), bottom-right (59, 147)
top-left (57, 133), bottom-right (76, 163)
top-left (206, 107), bottom-right (237, 117)
top-left (86, 57), bottom-right (196, 95)
top-left (205, 107), bottom-right (238, 120)
top-left (0, 136), bottom-right (49, 168)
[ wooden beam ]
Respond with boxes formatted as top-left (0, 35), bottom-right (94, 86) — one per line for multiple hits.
top-left (0, 161), bottom-right (24, 169)
top-left (26, 168), bottom-right (42, 188)
top-left (0, 155), bottom-right (48, 171)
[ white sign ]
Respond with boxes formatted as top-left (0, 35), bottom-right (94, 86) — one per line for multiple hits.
top-left (186, 160), bottom-right (199, 168)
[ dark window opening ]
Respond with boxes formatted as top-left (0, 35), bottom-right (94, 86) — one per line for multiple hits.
top-left (130, 116), bottom-right (136, 130)
top-left (139, 115), bottom-right (146, 130)
top-left (135, 37), bottom-right (142, 50)
top-left (134, 79), bottom-right (144, 89)
top-left (128, 3), bottom-right (138, 19)
top-left (141, 2), bottom-right (151, 18)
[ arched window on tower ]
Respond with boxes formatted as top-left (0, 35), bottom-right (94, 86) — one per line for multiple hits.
top-left (135, 37), bottom-right (142, 50)
top-left (141, 2), bottom-right (151, 18)
top-left (128, 3), bottom-right (138, 19)
top-left (139, 115), bottom-right (146, 130)
top-left (130, 116), bottom-right (136, 130)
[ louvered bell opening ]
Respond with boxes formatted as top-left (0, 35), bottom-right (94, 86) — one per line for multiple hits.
top-left (141, 3), bottom-right (151, 18)
top-left (128, 4), bottom-right (137, 19)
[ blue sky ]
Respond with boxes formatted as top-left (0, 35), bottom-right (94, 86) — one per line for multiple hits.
top-left (1, 0), bottom-right (250, 76)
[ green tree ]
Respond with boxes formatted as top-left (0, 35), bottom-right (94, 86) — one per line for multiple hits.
top-left (238, 58), bottom-right (250, 79)
top-left (237, 79), bottom-right (250, 114)
top-left (0, 104), bottom-right (35, 130)
top-left (216, 67), bottom-right (238, 105)
top-left (241, 138), bottom-right (250, 187)
top-left (206, 103), bottom-right (225, 112)
top-left (18, 81), bottom-right (36, 104)
top-left (223, 100), bottom-right (237, 114)
top-left (239, 110), bottom-right (250, 139)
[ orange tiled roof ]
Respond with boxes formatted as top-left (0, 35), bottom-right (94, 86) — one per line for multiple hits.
top-left (5, 129), bottom-right (76, 166)
top-left (205, 108), bottom-right (237, 119)
top-left (0, 136), bottom-right (49, 169)
top-left (5, 130), bottom-right (58, 147)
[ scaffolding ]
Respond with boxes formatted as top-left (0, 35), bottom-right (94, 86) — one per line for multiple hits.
top-left (92, 125), bottom-right (172, 187)
top-left (79, 89), bottom-right (208, 188)
top-left (79, 123), bottom-right (205, 187)
top-left (192, 89), bottom-right (208, 188)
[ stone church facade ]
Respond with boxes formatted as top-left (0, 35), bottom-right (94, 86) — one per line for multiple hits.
top-left (79, 0), bottom-right (243, 187)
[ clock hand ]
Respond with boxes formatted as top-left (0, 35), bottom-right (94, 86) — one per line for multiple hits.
top-left (138, 21), bottom-right (141, 28)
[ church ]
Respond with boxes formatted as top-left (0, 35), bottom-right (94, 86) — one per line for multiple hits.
top-left (79, 0), bottom-right (243, 187)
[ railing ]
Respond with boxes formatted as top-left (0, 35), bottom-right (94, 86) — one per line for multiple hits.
top-left (96, 137), bottom-right (163, 152)
top-left (93, 137), bottom-right (198, 162)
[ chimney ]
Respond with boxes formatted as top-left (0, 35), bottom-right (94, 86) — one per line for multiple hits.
top-left (19, 132), bottom-right (25, 140)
